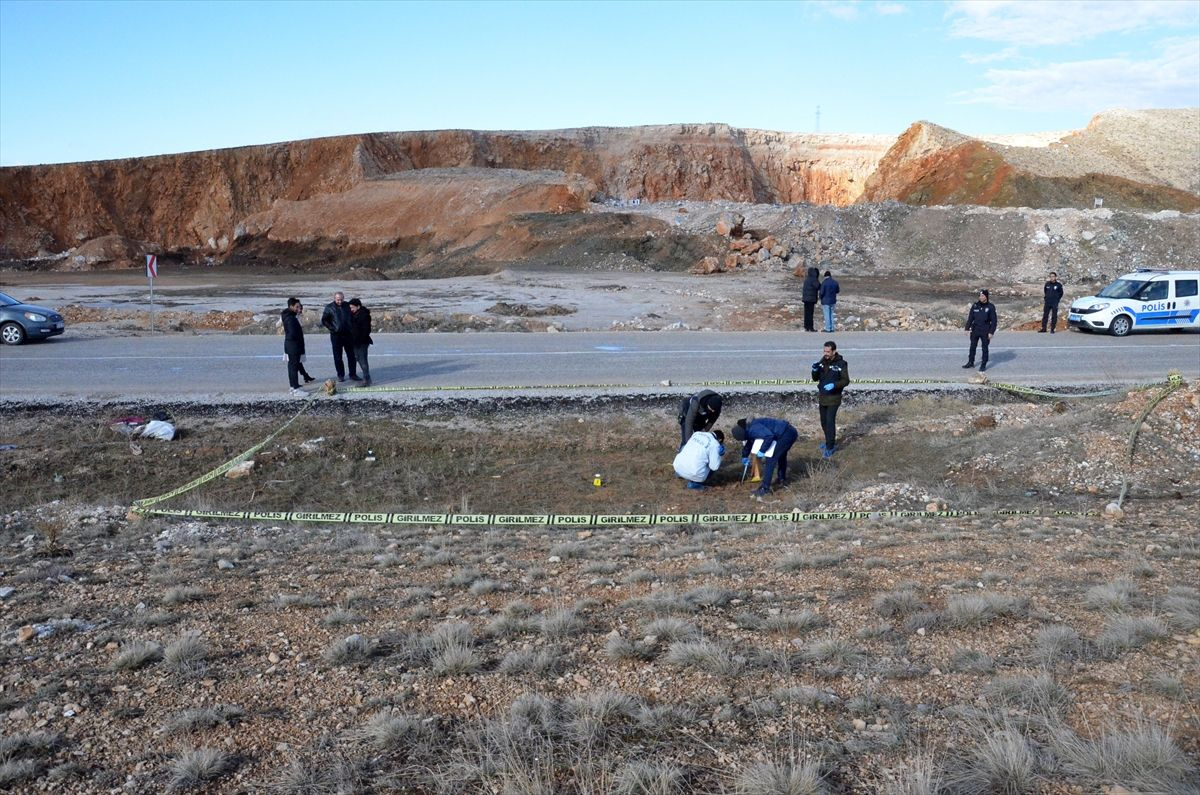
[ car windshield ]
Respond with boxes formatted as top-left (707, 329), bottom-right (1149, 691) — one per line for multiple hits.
top-left (0, 292), bottom-right (20, 306)
top-left (1098, 278), bottom-right (1150, 299)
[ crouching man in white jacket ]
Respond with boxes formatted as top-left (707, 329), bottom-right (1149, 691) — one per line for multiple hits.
top-left (672, 429), bottom-right (725, 491)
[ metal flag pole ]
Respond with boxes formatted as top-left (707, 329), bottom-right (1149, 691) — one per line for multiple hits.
top-left (146, 254), bottom-right (157, 331)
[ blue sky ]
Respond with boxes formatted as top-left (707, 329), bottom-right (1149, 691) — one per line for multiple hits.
top-left (1, 0), bottom-right (1197, 165)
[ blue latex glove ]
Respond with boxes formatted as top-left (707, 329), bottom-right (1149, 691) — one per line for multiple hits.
top-left (717, 445), bottom-right (726, 456)
top-left (756, 452), bottom-right (765, 459)
top-left (741, 457), bottom-right (750, 467)
top-left (823, 382), bottom-right (836, 392)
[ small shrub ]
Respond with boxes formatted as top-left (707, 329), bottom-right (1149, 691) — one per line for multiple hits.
top-left (983, 674), bottom-right (1068, 714)
top-left (802, 638), bottom-right (864, 668)
top-left (163, 633), bottom-right (208, 676)
top-left (110, 641), bottom-right (163, 671)
top-left (357, 711), bottom-right (428, 752)
top-left (733, 760), bottom-right (828, 795)
top-left (1161, 591), bottom-right (1200, 631)
top-left (1032, 625), bottom-right (1083, 665)
top-left (539, 607), bottom-right (585, 639)
top-left (773, 685), bottom-right (840, 707)
top-left (1083, 579), bottom-right (1136, 613)
top-left (1141, 672), bottom-right (1187, 700)
top-left (321, 608), bottom-right (362, 626)
top-left (1051, 720), bottom-right (1193, 793)
top-left (613, 759), bottom-right (686, 795)
top-left (682, 586), bottom-right (734, 609)
top-left (468, 578), bottom-right (503, 596)
top-left (498, 647), bottom-right (563, 675)
top-left (663, 640), bottom-right (743, 675)
top-left (873, 588), bottom-right (926, 617)
top-left (604, 634), bottom-right (654, 662)
top-left (0, 760), bottom-right (39, 787)
top-left (429, 643), bottom-right (483, 676)
top-left (323, 634), bottom-right (374, 665)
top-left (1097, 615), bottom-right (1170, 654)
top-left (948, 648), bottom-right (995, 674)
top-left (163, 586), bottom-right (206, 605)
top-left (943, 728), bottom-right (1038, 794)
top-left (162, 704), bottom-right (245, 735)
top-left (167, 747), bottom-right (232, 791)
top-left (641, 617), bottom-right (698, 643)
top-left (944, 593), bottom-right (1027, 628)
top-left (765, 610), bottom-right (826, 635)
top-left (273, 593), bottom-right (322, 609)
top-left (777, 551), bottom-right (850, 571)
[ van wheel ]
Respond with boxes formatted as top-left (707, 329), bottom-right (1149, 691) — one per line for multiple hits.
top-left (1110, 315), bottom-right (1133, 337)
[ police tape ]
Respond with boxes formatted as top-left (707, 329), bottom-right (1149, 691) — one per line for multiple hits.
top-left (340, 376), bottom-right (1169, 394)
top-left (131, 391), bottom-right (318, 510)
top-left (130, 506), bottom-right (1100, 526)
top-left (129, 373), bottom-right (1181, 519)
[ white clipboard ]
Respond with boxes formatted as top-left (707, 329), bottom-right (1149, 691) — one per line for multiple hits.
top-left (751, 439), bottom-right (776, 458)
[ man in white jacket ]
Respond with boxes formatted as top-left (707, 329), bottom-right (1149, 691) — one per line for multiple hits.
top-left (673, 430), bottom-right (725, 490)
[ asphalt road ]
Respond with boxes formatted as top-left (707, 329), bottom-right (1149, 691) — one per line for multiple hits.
top-left (0, 330), bottom-right (1197, 401)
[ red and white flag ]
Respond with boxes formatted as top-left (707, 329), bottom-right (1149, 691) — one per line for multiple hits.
top-left (146, 254), bottom-right (158, 279)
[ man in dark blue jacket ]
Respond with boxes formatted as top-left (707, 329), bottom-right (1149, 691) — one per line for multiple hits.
top-left (1040, 272), bottom-right (1064, 333)
top-left (819, 270), bottom-right (840, 332)
top-left (731, 417), bottom-right (799, 497)
top-left (321, 291), bottom-right (359, 382)
top-left (963, 289), bottom-right (998, 372)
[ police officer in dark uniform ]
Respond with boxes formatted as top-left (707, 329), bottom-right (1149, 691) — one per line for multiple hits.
top-left (811, 340), bottom-right (850, 457)
top-left (1040, 272), bottom-right (1064, 333)
top-left (677, 389), bottom-right (723, 449)
top-left (963, 289), bottom-right (998, 372)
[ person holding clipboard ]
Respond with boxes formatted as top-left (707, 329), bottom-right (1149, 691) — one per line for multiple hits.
top-left (731, 417), bottom-right (799, 497)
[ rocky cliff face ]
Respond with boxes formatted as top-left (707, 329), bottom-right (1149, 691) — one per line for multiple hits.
top-left (0, 125), bottom-right (891, 265)
top-left (1, 113), bottom-right (1194, 272)
top-left (860, 110), bottom-right (1200, 211)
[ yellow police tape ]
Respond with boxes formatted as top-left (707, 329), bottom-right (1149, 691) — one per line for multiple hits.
top-left (132, 506), bottom-right (1099, 525)
top-left (130, 374), bottom-right (1181, 525)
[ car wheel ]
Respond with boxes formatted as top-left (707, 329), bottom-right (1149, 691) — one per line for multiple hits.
top-left (0, 322), bottom-right (25, 345)
top-left (1109, 314), bottom-right (1133, 337)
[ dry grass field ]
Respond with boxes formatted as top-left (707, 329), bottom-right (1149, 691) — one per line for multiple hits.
top-left (1, 385), bottom-right (1197, 793)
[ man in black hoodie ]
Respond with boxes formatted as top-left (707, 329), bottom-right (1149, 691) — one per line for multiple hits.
top-left (320, 291), bottom-right (359, 383)
top-left (282, 297), bottom-right (315, 396)
top-left (801, 266), bottom-right (820, 332)
top-left (963, 289), bottom-right (998, 372)
top-left (811, 341), bottom-right (849, 457)
top-left (677, 389), bottom-right (723, 449)
top-left (347, 298), bottom-right (373, 387)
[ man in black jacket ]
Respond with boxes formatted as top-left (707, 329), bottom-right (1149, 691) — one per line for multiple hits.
top-left (811, 340), bottom-right (850, 457)
top-left (801, 266), bottom-right (820, 332)
top-left (347, 298), bottom-right (373, 387)
top-left (1039, 272), bottom-right (1064, 333)
top-left (282, 297), bottom-right (314, 396)
top-left (963, 289), bottom-right (998, 372)
top-left (677, 389), bottom-right (723, 449)
top-left (320, 291), bottom-right (359, 382)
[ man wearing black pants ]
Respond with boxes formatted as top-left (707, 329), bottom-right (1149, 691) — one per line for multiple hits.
top-left (321, 291), bottom-right (359, 383)
top-left (347, 297), bottom-right (373, 387)
top-left (731, 417), bottom-right (799, 497)
top-left (282, 297), bottom-right (314, 397)
top-left (963, 289), bottom-right (998, 372)
top-left (1040, 272), bottom-right (1064, 333)
top-left (811, 340), bottom-right (850, 458)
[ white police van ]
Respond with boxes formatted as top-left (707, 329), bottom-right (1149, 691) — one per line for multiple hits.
top-left (1067, 269), bottom-right (1200, 336)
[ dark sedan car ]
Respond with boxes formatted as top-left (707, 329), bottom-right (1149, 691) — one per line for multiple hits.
top-left (0, 291), bottom-right (65, 345)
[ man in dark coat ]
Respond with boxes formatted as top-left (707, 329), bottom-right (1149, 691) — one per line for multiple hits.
top-left (819, 270), bottom-right (840, 332)
top-left (801, 266), bottom-right (820, 332)
top-left (677, 389), bottom-right (723, 449)
top-left (731, 417), bottom-right (798, 497)
top-left (282, 297), bottom-right (314, 396)
top-left (1040, 272), bottom-right (1064, 333)
top-left (963, 289), bottom-right (998, 372)
top-left (811, 340), bottom-right (850, 457)
top-left (347, 298), bottom-right (373, 387)
top-left (320, 291), bottom-right (359, 382)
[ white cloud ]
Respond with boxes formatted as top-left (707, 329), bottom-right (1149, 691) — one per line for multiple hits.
top-left (954, 37), bottom-right (1200, 111)
top-left (947, 0), bottom-right (1197, 47)
top-left (876, 2), bottom-right (907, 15)
top-left (961, 46), bottom-right (1021, 65)
top-left (821, 2), bottom-right (861, 21)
